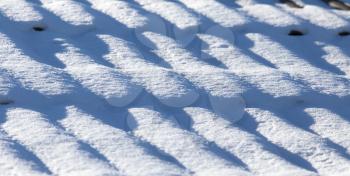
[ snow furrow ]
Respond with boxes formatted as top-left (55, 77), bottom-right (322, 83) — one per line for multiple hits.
top-left (134, 0), bottom-right (200, 46)
top-left (177, 0), bottom-right (248, 28)
top-left (0, 1), bottom-right (349, 174)
top-left (305, 108), bottom-right (350, 154)
top-left (246, 108), bottom-right (350, 175)
top-left (86, 0), bottom-right (168, 48)
top-left (55, 41), bottom-right (142, 107)
top-left (242, 4), bottom-right (303, 31)
top-left (2, 108), bottom-right (120, 176)
top-left (99, 34), bottom-right (199, 107)
top-left (128, 108), bottom-right (251, 176)
top-left (60, 106), bottom-right (187, 176)
top-left (184, 107), bottom-right (316, 176)
top-left (135, 0), bottom-right (200, 30)
top-left (27, 0), bottom-right (96, 36)
top-left (282, 5), bottom-right (350, 32)
top-left (0, 0), bottom-right (42, 24)
top-left (86, 0), bottom-right (147, 29)
top-left (0, 32), bottom-right (74, 96)
top-left (0, 71), bottom-right (16, 104)
top-left (321, 45), bottom-right (350, 78)
top-left (0, 130), bottom-right (50, 176)
top-left (333, 10), bottom-right (350, 22)
top-left (143, 32), bottom-right (246, 122)
top-left (198, 34), bottom-right (306, 98)
top-left (247, 33), bottom-right (350, 97)
top-left (40, 0), bottom-right (94, 27)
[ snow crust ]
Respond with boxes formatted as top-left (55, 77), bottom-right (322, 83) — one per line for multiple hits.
top-left (0, 0), bottom-right (350, 175)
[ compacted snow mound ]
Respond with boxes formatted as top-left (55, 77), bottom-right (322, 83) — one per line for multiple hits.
top-left (0, 0), bottom-right (350, 175)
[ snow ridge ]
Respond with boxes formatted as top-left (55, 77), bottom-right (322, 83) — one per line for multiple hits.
top-left (0, 0), bottom-right (350, 175)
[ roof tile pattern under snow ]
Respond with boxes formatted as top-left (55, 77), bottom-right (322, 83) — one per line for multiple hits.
top-left (0, 0), bottom-right (350, 175)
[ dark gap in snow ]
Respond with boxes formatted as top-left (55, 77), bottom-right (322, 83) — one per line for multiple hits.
top-left (32, 26), bottom-right (45, 32)
top-left (323, 0), bottom-right (350, 10)
top-left (338, 31), bottom-right (350, 36)
top-left (288, 30), bottom-right (304, 36)
top-left (0, 99), bottom-right (13, 105)
top-left (280, 0), bottom-right (304, 8)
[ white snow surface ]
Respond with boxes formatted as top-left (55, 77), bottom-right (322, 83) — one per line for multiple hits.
top-left (0, 0), bottom-right (350, 175)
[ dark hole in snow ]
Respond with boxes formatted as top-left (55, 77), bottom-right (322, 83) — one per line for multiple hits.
top-left (323, 0), bottom-right (350, 11)
top-left (33, 26), bottom-right (45, 31)
top-left (280, 0), bottom-right (303, 8)
top-left (0, 100), bottom-right (13, 105)
top-left (288, 30), bottom-right (304, 36)
top-left (338, 31), bottom-right (350, 36)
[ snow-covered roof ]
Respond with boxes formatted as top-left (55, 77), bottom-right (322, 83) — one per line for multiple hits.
top-left (1, 0), bottom-right (350, 175)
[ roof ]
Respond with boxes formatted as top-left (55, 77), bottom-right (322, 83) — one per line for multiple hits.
top-left (0, 0), bottom-right (350, 175)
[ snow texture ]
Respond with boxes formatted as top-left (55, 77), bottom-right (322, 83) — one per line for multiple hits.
top-left (0, 0), bottom-right (350, 175)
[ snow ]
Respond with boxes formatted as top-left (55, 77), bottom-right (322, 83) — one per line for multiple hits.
top-left (283, 5), bottom-right (350, 31)
top-left (321, 44), bottom-right (350, 77)
top-left (198, 33), bottom-right (306, 97)
top-left (246, 108), bottom-right (350, 175)
top-left (88, 0), bottom-right (147, 29)
top-left (0, 0), bottom-right (350, 175)
top-left (0, 32), bottom-right (75, 97)
top-left (143, 32), bottom-right (246, 120)
top-left (242, 4), bottom-right (306, 34)
top-left (55, 40), bottom-right (143, 107)
top-left (134, 0), bottom-right (200, 46)
top-left (128, 108), bottom-right (250, 176)
top-left (2, 108), bottom-right (120, 176)
top-left (41, 0), bottom-right (94, 27)
top-left (61, 106), bottom-right (186, 176)
top-left (0, 129), bottom-right (50, 176)
top-left (184, 107), bottom-right (316, 176)
top-left (178, 0), bottom-right (248, 29)
top-left (247, 33), bottom-right (350, 97)
top-left (99, 34), bottom-right (199, 107)
top-left (0, 0), bottom-right (42, 23)
top-left (306, 108), bottom-right (350, 154)
top-left (0, 72), bottom-right (16, 104)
